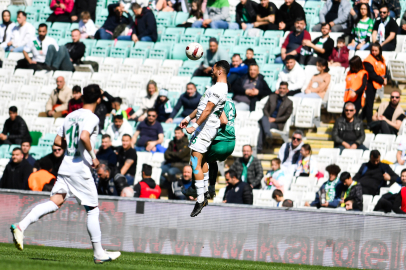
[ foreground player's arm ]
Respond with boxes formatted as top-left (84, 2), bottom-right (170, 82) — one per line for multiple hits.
top-left (186, 101), bottom-right (215, 134)
top-left (80, 130), bottom-right (99, 168)
top-left (180, 109), bottom-right (198, 129)
top-left (120, 159), bottom-right (134, 175)
top-left (220, 111), bottom-right (228, 126)
top-left (54, 135), bottom-right (67, 149)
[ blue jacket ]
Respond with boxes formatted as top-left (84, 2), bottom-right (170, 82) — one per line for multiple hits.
top-left (96, 146), bottom-right (117, 170)
top-left (228, 63), bottom-right (248, 77)
top-left (169, 92), bottom-right (202, 119)
top-left (310, 180), bottom-right (345, 208)
top-left (131, 7), bottom-right (157, 42)
top-left (102, 3), bottom-right (133, 32)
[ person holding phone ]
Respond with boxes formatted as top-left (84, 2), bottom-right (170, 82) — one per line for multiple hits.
top-left (47, 0), bottom-right (74, 23)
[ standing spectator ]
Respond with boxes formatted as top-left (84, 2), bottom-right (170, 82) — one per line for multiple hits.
top-left (131, 80), bottom-right (159, 122)
top-left (224, 169), bottom-right (253, 204)
top-left (312, 0), bottom-right (352, 32)
top-left (301, 24), bottom-right (334, 65)
top-left (348, 3), bottom-right (374, 51)
top-left (96, 134), bottom-right (117, 171)
top-left (0, 148), bottom-right (33, 190)
top-left (68, 86), bottom-right (83, 114)
top-left (370, 90), bottom-right (404, 134)
top-left (328, 37), bottom-right (349, 68)
top-left (95, 89), bottom-right (114, 133)
top-left (131, 109), bottom-right (165, 153)
top-left (105, 115), bottom-right (133, 148)
top-left (344, 56), bottom-right (368, 114)
top-left (192, 0), bottom-right (231, 29)
top-left (95, 3), bottom-right (133, 40)
top-left (401, 10), bottom-right (406, 34)
top-left (65, 29), bottom-right (86, 66)
top-left (232, 64), bottom-right (272, 111)
top-left (78, 11), bottom-right (97, 38)
top-left (371, 6), bottom-right (398, 51)
top-left (228, 54), bottom-right (249, 85)
top-left (278, 0), bottom-right (306, 31)
top-left (0, 106), bottom-right (31, 145)
top-left (263, 158), bottom-right (287, 192)
top-left (176, 0), bottom-right (203, 28)
top-left (38, 77), bottom-right (72, 118)
top-left (8, 11), bottom-right (35, 53)
top-left (71, 0), bottom-right (97, 22)
top-left (47, 0), bottom-right (74, 23)
top-left (244, 48), bottom-right (257, 66)
top-left (230, 145), bottom-right (263, 189)
top-left (372, 0), bottom-right (400, 19)
top-left (171, 165), bottom-right (194, 200)
top-left (116, 134), bottom-right (137, 185)
top-left (256, 0), bottom-right (279, 31)
top-left (111, 97), bottom-right (128, 120)
top-left (35, 145), bottom-right (64, 176)
top-left (234, 0), bottom-right (259, 30)
top-left (294, 144), bottom-right (319, 177)
top-left (0, 10), bottom-right (15, 53)
top-left (332, 102), bottom-right (367, 153)
top-left (133, 164), bottom-right (161, 198)
top-left (154, 89), bottom-right (173, 123)
top-left (339, 172), bottom-right (363, 211)
top-left (295, 58), bottom-right (331, 99)
top-left (278, 130), bottom-right (304, 170)
top-left (193, 38), bottom-right (229, 76)
top-left (28, 157), bottom-right (55, 191)
top-left (276, 55), bottom-right (306, 96)
top-left (166, 83), bottom-right (201, 124)
top-left (258, 82), bottom-right (293, 153)
top-left (21, 140), bottom-right (36, 166)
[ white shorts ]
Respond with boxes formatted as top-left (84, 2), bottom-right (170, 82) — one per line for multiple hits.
top-left (51, 174), bottom-right (98, 207)
top-left (189, 126), bottom-right (218, 153)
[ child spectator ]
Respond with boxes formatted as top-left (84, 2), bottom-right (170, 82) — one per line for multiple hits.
top-left (263, 158), bottom-right (286, 192)
top-left (78, 11), bottom-right (97, 39)
top-left (154, 89), bottom-right (173, 122)
top-left (328, 37), bottom-right (349, 68)
top-left (294, 144), bottom-right (319, 178)
top-left (176, 0), bottom-right (203, 28)
top-left (111, 97), bottom-right (128, 121)
top-left (68, 86), bottom-right (83, 114)
top-left (244, 48), bottom-right (257, 66)
top-left (272, 189), bottom-right (285, 207)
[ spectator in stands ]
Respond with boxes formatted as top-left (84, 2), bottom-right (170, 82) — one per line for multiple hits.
top-left (344, 56), bottom-right (368, 114)
top-left (263, 158), bottom-right (287, 192)
top-left (65, 29), bottom-right (86, 65)
top-left (275, 55), bottom-right (305, 96)
top-left (0, 10), bottom-right (15, 53)
top-left (38, 77), bottom-right (72, 118)
top-left (106, 115), bottom-right (133, 149)
top-left (372, 0), bottom-right (400, 19)
top-left (96, 134), bottom-right (117, 171)
top-left (305, 164), bottom-right (342, 208)
top-left (224, 169), bottom-right (253, 204)
top-left (258, 82), bottom-right (293, 153)
top-left (95, 3), bottom-right (133, 40)
top-left (230, 145), bottom-right (263, 189)
top-left (294, 144), bottom-right (319, 177)
top-left (21, 140), bottom-right (36, 167)
top-left (192, 0), bottom-right (231, 29)
top-left (121, 186), bottom-right (134, 197)
top-left (132, 109), bottom-right (165, 153)
top-left (272, 189), bottom-right (285, 207)
top-left (161, 127), bottom-right (190, 186)
top-left (193, 38), bottom-right (229, 76)
top-left (116, 134), bottom-right (137, 185)
top-left (401, 10), bottom-right (406, 34)
top-left (0, 148), bottom-right (32, 190)
top-left (131, 80), bottom-right (158, 122)
top-left (0, 106), bottom-right (31, 146)
top-left (339, 172), bottom-right (363, 211)
top-left (67, 86), bottom-right (83, 114)
top-left (154, 89), bottom-right (173, 123)
top-left (351, 0), bottom-right (374, 19)
top-left (372, 6), bottom-right (398, 51)
top-left (97, 162), bottom-right (118, 196)
top-left (95, 89), bottom-right (114, 133)
top-left (111, 97), bottom-right (128, 120)
top-left (278, 0), bottom-right (306, 31)
top-left (312, 0), bottom-right (352, 32)
top-left (348, 3), bottom-right (374, 51)
top-left (7, 11), bottom-right (35, 53)
top-left (47, 0), bottom-right (74, 23)
top-left (228, 54), bottom-right (249, 85)
top-left (35, 145), bottom-right (64, 176)
top-left (373, 169), bottom-right (406, 213)
top-left (278, 130), bottom-right (304, 171)
top-left (353, 150), bottom-right (398, 195)
top-left (275, 17), bottom-right (311, 64)
top-left (256, 0), bottom-right (279, 31)
top-left (397, 140), bottom-right (406, 166)
top-left (328, 37), bottom-right (349, 68)
top-left (171, 165), bottom-right (194, 200)
top-left (71, 0), bottom-right (97, 22)
top-left (234, 0), bottom-right (259, 30)
top-left (28, 157), bottom-right (55, 192)
top-left (133, 164), bottom-right (161, 198)
top-left (176, 0), bottom-right (203, 28)
top-left (232, 64), bottom-right (272, 111)
top-left (301, 24), bottom-right (334, 65)
top-left (77, 11), bottom-right (97, 38)
top-left (332, 102), bottom-right (367, 153)
top-left (370, 90), bottom-right (404, 135)
top-left (166, 83), bottom-right (201, 124)
top-left (244, 48), bottom-right (257, 66)
top-left (295, 58), bottom-right (331, 99)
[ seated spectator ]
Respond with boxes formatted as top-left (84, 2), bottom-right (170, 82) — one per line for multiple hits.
top-left (278, 130), bottom-right (304, 171)
top-left (312, 0), bottom-right (352, 32)
top-left (78, 11), bottom-right (97, 39)
top-left (344, 56), bottom-right (368, 114)
top-left (38, 77), bottom-right (72, 118)
top-left (21, 140), bottom-right (36, 167)
top-left (132, 109), bottom-right (165, 153)
top-left (154, 89), bottom-right (173, 123)
top-left (232, 64), bottom-right (271, 111)
top-left (97, 163), bottom-right (128, 196)
top-left (230, 145), bottom-right (264, 189)
top-left (71, 0), bottom-right (97, 22)
top-left (370, 90), bottom-right (404, 135)
top-left (275, 17), bottom-right (311, 64)
top-left (300, 24), bottom-right (334, 65)
top-left (374, 168), bottom-right (406, 213)
top-left (111, 97), bottom-right (128, 120)
top-left (95, 3), bottom-right (133, 40)
top-left (258, 82), bottom-right (293, 153)
top-left (28, 157), bottom-right (55, 191)
top-left (305, 164), bottom-right (342, 208)
top-left (224, 169), bottom-right (253, 204)
top-left (272, 189), bottom-right (285, 207)
top-left (8, 11), bottom-right (35, 53)
top-left (278, 0), bottom-right (306, 31)
top-left (295, 58), bottom-right (331, 99)
top-left (328, 37), bottom-right (349, 68)
top-left (294, 144), bottom-right (318, 177)
top-left (234, 0), bottom-right (259, 30)
top-left (68, 86), bottom-right (83, 114)
top-left (371, 5), bottom-right (398, 51)
top-left (171, 165), bottom-right (194, 200)
top-left (276, 55), bottom-right (306, 96)
top-left (348, 3), bottom-right (374, 51)
top-left (95, 90), bottom-right (114, 133)
top-left (372, 0), bottom-right (400, 19)
top-left (192, 0), bottom-right (231, 29)
top-left (339, 172), bottom-right (363, 211)
top-left (332, 102), bottom-right (367, 153)
top-left (177, 0), bottom-right (203, 28)
top-left (131, 80), bottom-right (159, 122)
top-left (166, 83), bottom-right (202, 124)
top-left (193, 38), bottom-right (229, 77)
top-left (401, 10), bottom-right (406, 34)
top-left (243, 48), bottom-right (257, 66)
top-left (353, 150), bottom-right (398, 195)
top-left (96, 134), bottom-right (117, 171)
top-left (0, 148), bottom-right (32, 190)
top-left (263, 158), bottom-right (287, 192)
top-left (282, 199), bottom-right (294, 207)
top-left (34, 145), bottom-right (64, 176)
top-left (47, 0), bottom-right (74, 23)
top-left (256, 0), bottom-right (278, 31)
top-left (0, 106), bottom-right (31, 145)
top-left (133, 164), bottom-right (161, 198)
top-left (0, 10), bottom-right (15, 53)
top-left (105, 115), bottom-right (134, 148)
top-left (228, 54), bottom-right (249, 85)
top-left (65, 29), bottom-right (86, 65)
top-left (154, 0), bottom-right (176, 12)
top-left (350, 0), bottom-right (374, 20)
top-left (116, 134), bottom-right (137, 185)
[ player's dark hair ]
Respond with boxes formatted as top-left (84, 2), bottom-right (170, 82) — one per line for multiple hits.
top-left (272, 189), bottom-right (283, 199)
top-left (113, 97), bottom-right (122, 104)
top-left (17, 11), bottom-right (27, 17)
top-left (142, 164), bottom-right (152, 176)
top-left (215, 60), bottom-right (230, 74)
top-left (282, 199), bottom-right (294, 207)
top-left (339, 172), bottom-right (352, 183)
top-left (82, 84), bottom-right (101, 104)
top-left (12, 147), bottom-right (23, 154)
top-left (226, 169), bottom-right (238, 179)
top-left (72, 85), bottom-right (81, 93)
top-left (9, 106), bottom-right (17, 113)
top-left (114, 114), bottom-right (123, 120)
top-left (39, 157), bottom-right (53, 171)
top-left (370, 149), bottom-right (380, 159)
top-left (102, 134), bottom-right (111, 140)
top-left (122, 134), bottom-right (131, 139)
top-left (38, 23), bottom-right (48, 30)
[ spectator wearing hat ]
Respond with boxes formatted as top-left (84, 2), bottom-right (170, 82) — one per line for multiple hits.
top-left (193, 37), bottom-right (229, 77)
top-left (154, 89), bottom-right (173, 123)
top-left (105, 115), bottom-right (133, 149)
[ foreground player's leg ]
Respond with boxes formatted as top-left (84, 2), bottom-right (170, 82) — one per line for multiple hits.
top-left (208, 162), bottom-right (218, 198)
top-left (190, 151), bottom-right (208, 217)
top-left (202, 162), bottom-right (210, 199)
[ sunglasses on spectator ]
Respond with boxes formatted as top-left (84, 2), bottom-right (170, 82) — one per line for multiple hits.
top-left (292, 137), bottom-right (302, 141)
top-left (53, 149), bottom-right (62, 152)
top-left (380, 11), bottom-right (387, 14)
top-left (345, 109), bottom-right (355, 112)
top-left (147, 114), bottom-right (156, 117)
top-left (391, 96), bottom-right (400, 99)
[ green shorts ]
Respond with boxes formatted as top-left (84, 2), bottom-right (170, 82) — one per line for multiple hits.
top-left (206, 140), bottom-right (235, 163)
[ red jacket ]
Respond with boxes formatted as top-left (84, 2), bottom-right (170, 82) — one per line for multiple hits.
top-left (328, 46), bottom-right (349, 68)
top-left (68, 98), bottom-right (83, 114)
top-left (50, 0), bottom-right (74, 15)
top-left (281, 30), bottom-right (311, 54)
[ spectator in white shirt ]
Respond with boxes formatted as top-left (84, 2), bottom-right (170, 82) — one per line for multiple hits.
top-left (275, 55), bottom-right (306, 96)
top-left (105, 115), bottom-right (134, 149)
top-left (7, 11), bottom-right (35, 53)
top-left (0, 10), bottom-right (15, 54)
top-left (78, 11), bottom-right (96, 39)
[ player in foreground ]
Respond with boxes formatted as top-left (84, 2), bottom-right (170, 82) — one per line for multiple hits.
top-left (180, 60), bottom-right (230, 217)
top-left (10, 84), bottom-right (121, 264)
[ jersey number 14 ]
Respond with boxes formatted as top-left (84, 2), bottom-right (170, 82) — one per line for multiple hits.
top-left (66, 123), bottom-right (80, 156)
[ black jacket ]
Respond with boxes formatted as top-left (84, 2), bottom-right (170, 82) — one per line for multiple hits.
top-left (0, 159), bottom-right (32, 190)
top-left (102, 3), bottom-right (133, 32)
top-left (236, 0), bottom-right (259, 26)
top-left (344, 182), bottom-right (363, 211)
top-left (232, 74), bottom-right (272, 111)
top-left (374, 192), bottom-right (406, 214)
top-left (262, 94), bottom-right (293, 130)
top-left (279, 1), bottom-right (306, 31)
top-left (35, 152), bottom-right (64, 177)
top-left (353, 162), bottom-right (398, 195)
top-left (225, 181), bottom-right (253, 205)
top-left (95, 91), bottom-right (114, 133)
top-left (332, 116), bottom-right (365, 146)
top-left (132, 7), bottom-right (157, 42)
top-left (364, 61), bottom-right (385, 90)
top-left (164, 135), bottom-right (190, 171)
top-left (71, 0), bottom-right (97, 21)
top-left (96, 146), bottom-right (117, 172)
top-left (65, 42), bottom-right (86, 65)
top-left (133, 178), bottom-right (158, 198)
top-left (2, 116), bottom-right (31, 143)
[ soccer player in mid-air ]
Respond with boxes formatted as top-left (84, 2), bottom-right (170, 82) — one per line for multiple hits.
top-left (10, 84), bottom-right (121, 264)
top-left (180, 60), bottom-right (230, 217)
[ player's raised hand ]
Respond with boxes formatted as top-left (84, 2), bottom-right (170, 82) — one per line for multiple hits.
top-left (92, 158), bottom-right (100, 169)
top-left (180, 118), bottom-right (189, 129)
top-left (186, 127), bottom-right (195, 134)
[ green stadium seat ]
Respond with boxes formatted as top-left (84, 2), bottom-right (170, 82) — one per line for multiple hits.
top-left (32, 0), bottom-right (49, 8)
top-left (304, 1), bottom-right (325, 9)
top-left (58, 38), bottom-right (71, 46)
top-left (91, 40), bottom-right (113, 57)
top-left (39, 6), bottom-right (53, 22)
top-left (178, 60), bottom-right (199, 76)
top-left (165, 27), bottom-right (185, 35)
top-left (174, 12), bottom-right (189, 26)
top-left (129, 41), bottom-right (154, 59)
top-left (224, 29), bottom-right (244, 37)
top-left (106, 0), bottom-right (119, 5)
top-left (161, 27), bottom-right (185, 43)
top-left (232, 45), bottom-right (250, 57)
top-left (110, 40), bottom-right (133, 58)
top-left (204, 29), bottom-right (224, 36)
top-left (191, 77), bottom-right (211, 94)
top-left (48, 23), bottom-right (70, 39)
top-left (157, 25), bottom-right (165, 41)
top-left (8, 5), bottom-right (25, 22)
top-left (179, 33), bottom-right (200, 44)
top-left (261, 64), bottom-right (283, 81)
top-left (219, 36), bottom-right (238, 46)
top-left (95, 9), bottom-right (108, 26)
top-left (25, 6), bottom-right (42, 23)
top-left (0, 145), bottom-right (9, 158)
top-left (259, 30), bottom-right (283, 47)
top-left (30, 131), bottom-right (42, 146)
top-left (171, 43), bottom-right (188, 61)
top-left (29, 146), bottom-right (46, 159)
top-left (156, 12), bottom-right (176, 27)
top-left (239, 36), bottom-right (258, 46)
top-left (253, 46), bottom-right (273, 65)
top-left (81, 39), bottom-right (97, 56)
top-left (149, 42), bottom-right (173, 59)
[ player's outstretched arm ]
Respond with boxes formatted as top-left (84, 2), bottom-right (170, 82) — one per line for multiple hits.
top-left (80, 130), bottom-right (99, 168)
top-left (186, 102), bottom-right (215, 134)
top-left (54, 135), bottom-right (67, 149)
top-left (180, 109), bottom-right (198, 129)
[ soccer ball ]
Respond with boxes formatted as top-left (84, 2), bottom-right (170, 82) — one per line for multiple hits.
top-left (185, 42), bottom-right (204, 60)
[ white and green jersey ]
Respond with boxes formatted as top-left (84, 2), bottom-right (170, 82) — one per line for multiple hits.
top-left (214, 99), bottom-right (236, 141)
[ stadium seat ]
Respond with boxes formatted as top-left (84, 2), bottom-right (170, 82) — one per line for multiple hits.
top-left (91, 40), bottom-right (114, 57)
top-left (118, 58), bottom-right (144, 74)
top-left (156, 12), bottom-right (176, 27)
top-left (110, 40), bottom-right (133, 58)
top-left (174, 12), bottom-right (189, 26)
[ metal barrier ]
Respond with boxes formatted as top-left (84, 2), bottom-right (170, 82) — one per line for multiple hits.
top-left (0, 189), bottom-right (405, 269)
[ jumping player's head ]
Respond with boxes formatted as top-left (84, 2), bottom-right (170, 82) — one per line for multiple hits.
top-left (82, 84), bottom-right (102, 112)
top-left (212, 60), bottom-right (230, 82)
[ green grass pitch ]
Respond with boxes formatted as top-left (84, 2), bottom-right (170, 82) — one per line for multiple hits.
top-left (0, 243), bottom-right (358, 270)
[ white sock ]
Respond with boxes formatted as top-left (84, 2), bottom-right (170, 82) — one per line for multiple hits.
top-left (19, 201), bottom-right (58, 231)
top-left (86, 207), bottom-right (104, 257)
top-left (203, 172), bottom-right (209, 192)
top-left (195, 180), bottom-right (205, 203)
